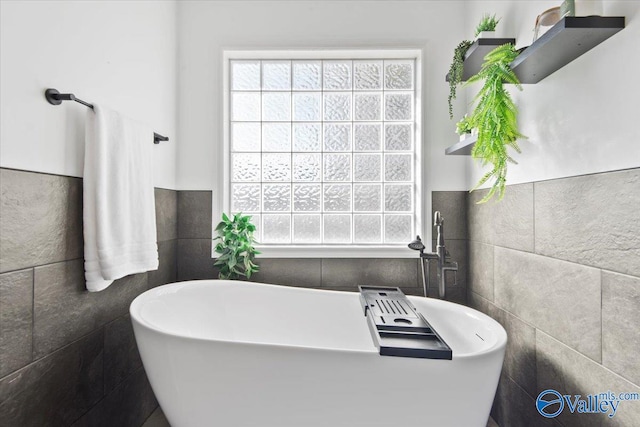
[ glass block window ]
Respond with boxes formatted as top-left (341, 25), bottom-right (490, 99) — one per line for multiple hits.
top-left (228, 56), bottom-right (417, 246)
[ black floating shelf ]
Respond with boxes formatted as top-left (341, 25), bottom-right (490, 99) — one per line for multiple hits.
top-left (512, 16), bottom-right (625, 84)
top-left (446, 17), bottom-right (624, 85)
top-left (445, 134), bottom-right (477, 156)
top-left (445, 38), bottom-right (515, 82)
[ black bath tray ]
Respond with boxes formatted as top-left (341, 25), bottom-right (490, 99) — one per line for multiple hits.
top-left (359, 286), bottom-right (452, 360)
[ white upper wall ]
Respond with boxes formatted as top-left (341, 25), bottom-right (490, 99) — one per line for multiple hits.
top-left (0, 0), bottom-right (178, 189)
top-left (2, 1), bottom-right (636, 193)
top-left (464, 0), bottom-right (640, 188)
top-left (176, 0), bottom-right (469, 192)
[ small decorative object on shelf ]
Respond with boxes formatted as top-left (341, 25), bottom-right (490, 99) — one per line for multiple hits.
top-left (533, 6), bottom-right (562, 42)
top-left (575, 0), bottom-right (603, 16)
top-left (560, 0), bottom-right (575, 18)
top-left (214, 212), bottom-right (260, 280)
top-left (475, 13), bottom-right (501, 38)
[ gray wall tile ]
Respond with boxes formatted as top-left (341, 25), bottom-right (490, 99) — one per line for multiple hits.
top-left (602, 271), bottom-right (640, 386)
top-left (467, 293), bottom-right (537, 397)
top-left (177, 191), bottom-right (212, 239)
top-left (488, 305), bottom-right (537, 397)
top-left (321, 258), bottom-right (419, 290)
top-left (33, 260), bottom-right (148, 358)
top-left (466, 170), bottom-right (639, 427)
top-left (492, 183), bottom-right (534, 252)
top-left (104, 315), bottom-right (143, 393)
top-left (494, 247), bottom-right (601, 361)
top-left (491, 372), bottom-right (557, 427)
top-left (0, 269), bottom-right (33, 377)
top-left (535, 169), bottom-right (640, 277)
top-left (468, 183), bottom-right (534, 252)
top-left (468, 188), bottom-right (492, 244)
top-left (432, 191), bottom-right (468, 240)
top-left (398, 286), bottom-right (425, 297)
top-left (467, 290), bottom-right (491, 315)
top-left (321, 286), bottom-right (360, 293)
top-left (426, 284), bottom-right (467, 304)
top-left (0, 330), bottom-right (104, 427)
top-left (177, 239), bottom-right (218, 281)
top-left (72, 368), bottom-right (157, 427)
top-left (537, 331), bottom-right (640, 427)
top-left (489, 373), bottom-right (504, 426)
top-left (0, 169), bottom-right (175, 427)
top-left (469, 241), bottom-right (494, 301)
top-left (148, 239), bottom-right (177, 288)
top-left (142, 408), bottom-right (170, 427)
top-left (250, 258), bottom-right (322, 288)
top-left (155, 188), bottom-right (177, 242)
top-left (0, 169), bottom-right (83, 273)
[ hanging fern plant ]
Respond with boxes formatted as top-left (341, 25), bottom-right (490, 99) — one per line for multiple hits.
top-left (466, 43), bottom-right (525, 203)
top-left (447, 40), bottom-right (472, 119)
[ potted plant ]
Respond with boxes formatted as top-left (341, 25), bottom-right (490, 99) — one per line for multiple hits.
top-left (455, 115), bottom-right (475, 141)
top-left (475, 14), bottom-right (501, 38)
top-left (447, 40), bottom-right (472, 119)
top-left (466, 43), bottom-right (525, 203)
top-left (214, 212), bottom-right (260, 280)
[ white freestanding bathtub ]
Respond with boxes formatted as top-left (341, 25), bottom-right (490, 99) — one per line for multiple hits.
top-left (130, 280), bottom-right (506, 427)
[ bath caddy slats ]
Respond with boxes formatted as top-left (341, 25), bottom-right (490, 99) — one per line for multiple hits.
top-left (359, 286), bottom-right (452, 360)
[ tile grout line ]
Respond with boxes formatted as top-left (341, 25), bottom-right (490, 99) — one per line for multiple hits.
top-left (532, 181), bottom-right (536, 254)
top-left (72, 365), bottom-right (150, 426)
top-left (1, 257), bottom-right (83, 276)
top-left (537, 329), bottom-right (640, 388)
top-left (103, 324), bottom-right (108, 397)
top-left (600, 268), bottom-right (603, 366)
top-left (0, 327), bottom-right (102, 382)
top-left (490, 244), bottom-right (615, 276)
top-left (141, 405), bottom-right (162, 427)
top-left (469, 289), bottom-right (609, 368)
top-left (30, 267), bottom-right (35, 363)
top-left (491, 243), bottom-right (495, 304)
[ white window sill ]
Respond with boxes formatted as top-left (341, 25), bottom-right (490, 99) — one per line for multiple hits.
top-left (252, 245), bottom-right (419, 258)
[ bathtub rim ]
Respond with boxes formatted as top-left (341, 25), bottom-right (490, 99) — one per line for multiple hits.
top-left (130, 279), bottom-right (507, 359)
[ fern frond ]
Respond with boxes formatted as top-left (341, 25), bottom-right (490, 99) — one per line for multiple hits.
top-left (465, 43), bottom-right (526, 203)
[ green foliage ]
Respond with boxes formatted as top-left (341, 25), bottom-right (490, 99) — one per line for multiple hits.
top-left (455, 115), bottom-right (474, 135)
top-left (448, 40), bottom-right (473, 119)
top-left (466, 43), bottom-right (525, 203)
top-left (475, 14), bottom-right (501, 37)
top-left (214, 212), bottom-right (260, 280)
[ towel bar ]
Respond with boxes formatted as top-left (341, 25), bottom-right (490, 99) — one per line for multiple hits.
top-left (45, 88), bottom-right (169, 144)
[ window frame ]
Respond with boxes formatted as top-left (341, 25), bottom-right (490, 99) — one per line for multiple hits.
top-left (221, 49), bottom-right (424, 258)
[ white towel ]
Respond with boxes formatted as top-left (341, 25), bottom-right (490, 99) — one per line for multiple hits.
top-left (83, 105), bottom-right (159, 292)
